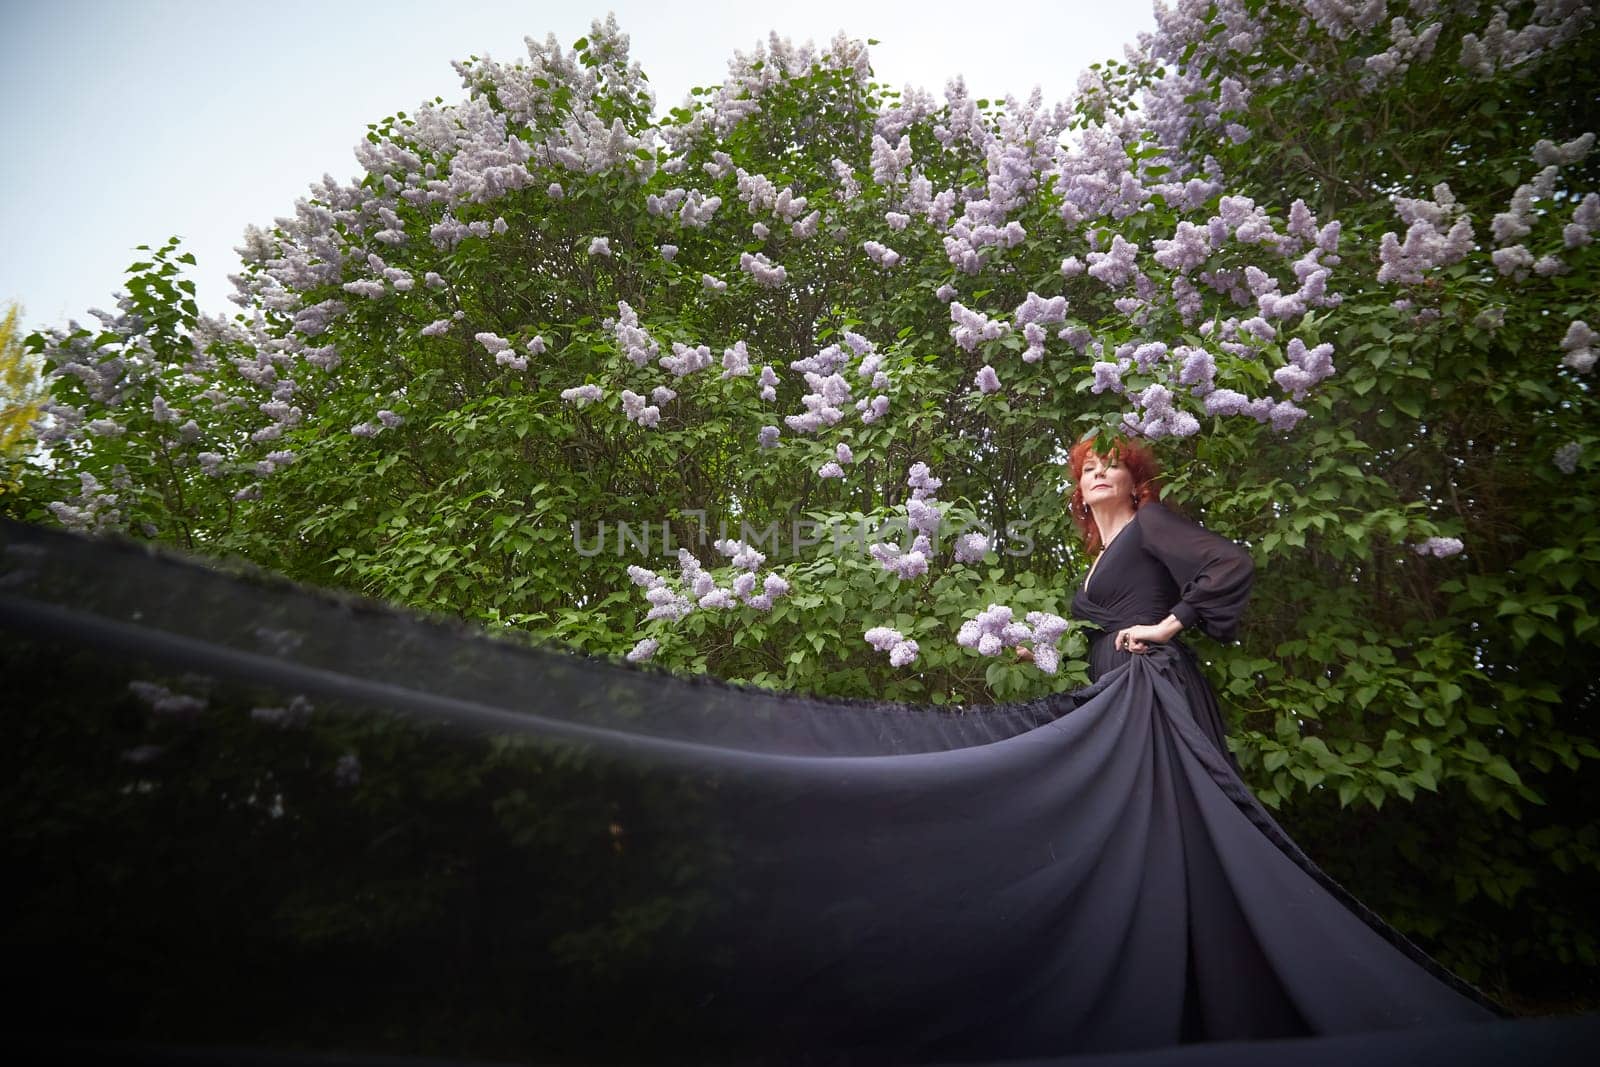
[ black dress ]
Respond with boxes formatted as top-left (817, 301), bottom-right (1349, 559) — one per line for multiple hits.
top-left (1072, 499), bottom-right (1254, 772)
top-left (1048, 500), bottom-right (1497, 1044)
top-left (0, 518), bottom-right (1509, 1063)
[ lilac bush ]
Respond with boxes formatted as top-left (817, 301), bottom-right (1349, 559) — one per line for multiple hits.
top-left (13, 4), bottom-right (1594, 711)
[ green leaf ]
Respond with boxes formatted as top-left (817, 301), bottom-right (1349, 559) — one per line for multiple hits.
top-left (984, 661), bottom-right (1006, 689)
top-left (1485, 758), bottom-right (1522, 787)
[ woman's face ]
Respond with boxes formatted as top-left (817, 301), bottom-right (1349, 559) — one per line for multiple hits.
top-left (1078, 452), bottom-right (1134, 509)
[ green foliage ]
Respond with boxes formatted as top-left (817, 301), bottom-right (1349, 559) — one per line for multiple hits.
top-left (0, 301), bottom-right (44, 494)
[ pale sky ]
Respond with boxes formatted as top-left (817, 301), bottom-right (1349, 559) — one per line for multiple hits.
top-left (0, 0), bottom-right (1156, 332)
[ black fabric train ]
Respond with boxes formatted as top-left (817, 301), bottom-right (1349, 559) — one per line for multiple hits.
top-left (0, 516), bottom-right (1548, 1066)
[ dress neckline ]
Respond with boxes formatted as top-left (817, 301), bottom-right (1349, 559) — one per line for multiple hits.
top-left (1084, 510), bottom-right (1139, 598)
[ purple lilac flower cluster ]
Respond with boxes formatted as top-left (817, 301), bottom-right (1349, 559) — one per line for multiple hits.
top-left (953, 531), bottom-right (990, 564)
top-left (818, 442), bottom-right (854, 480)
top-left (660, 342), bottom-right (713, 377)
top-left (128, 679), bottom-right (207, 717)
top-left (739, 251), bottom-right (788, 287)
top-left (864, 626), bottom-right (920, 667)
top-left (949, 302), bottom-right (1009, 352)
top-left (867, 463), bottom-right (943, 581)
top-left (1554, 443), bottom-right (1583, 475)
top-left (611, 302), bottom-right (659, 367)
top-left (1014, 292), bottom-right (1068, 363)
top-left (1413, 536), bottom-right (1465, 559)
top-left (560, 384), bottom-right (604, 405)
top-left (723, 343), bottom-right (752, 382)
top-left (863, 241), bottom-right (902, 268)
top-left (1273, 338), bottom-right (1336, 400)
top-left (45, 471), bottom-right (123, 532)
top-left (628, 545), bottom-right (792, 631)
top-left (1562, 321), bottom-right (1596, 374)
top-left (1377, 185), bottom-right (1474, 284)
top-left (1356, 15), bottom-right (1442, 91)
top-left (955, 606), bottom-right (1071, 673)
top-left (1488, 134), bottom-right (1597, 281)
top-left (952, 606), bottom-right (1027, 666)
top-left (619, 390), bottom-right (661, 428)
top-left (781, 335), bottom-right (891, 434)
top-left (1458, 2), bottom-right (1595, 78)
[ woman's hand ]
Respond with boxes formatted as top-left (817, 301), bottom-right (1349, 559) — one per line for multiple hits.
top-left (1014, 645), bottom-right (1035, 663)
top-left (1115, 616), bottom-right (1183, 654)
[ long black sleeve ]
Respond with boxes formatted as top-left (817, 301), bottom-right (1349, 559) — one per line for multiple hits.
top-left (1137, 501), bottom-right (1255, 641)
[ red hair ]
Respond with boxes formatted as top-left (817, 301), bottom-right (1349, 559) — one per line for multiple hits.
top-left (1067, 436), bottom-right (1162, 554)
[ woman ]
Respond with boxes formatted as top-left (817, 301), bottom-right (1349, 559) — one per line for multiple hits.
top-left (997, 435), bottom-right (1502, 1043)
top-left (1021, 436), bottom-right (1253, 773)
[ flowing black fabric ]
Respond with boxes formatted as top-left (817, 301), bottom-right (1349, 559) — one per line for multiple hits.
top-left (0, 517), bottom-right (1518, 1064)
